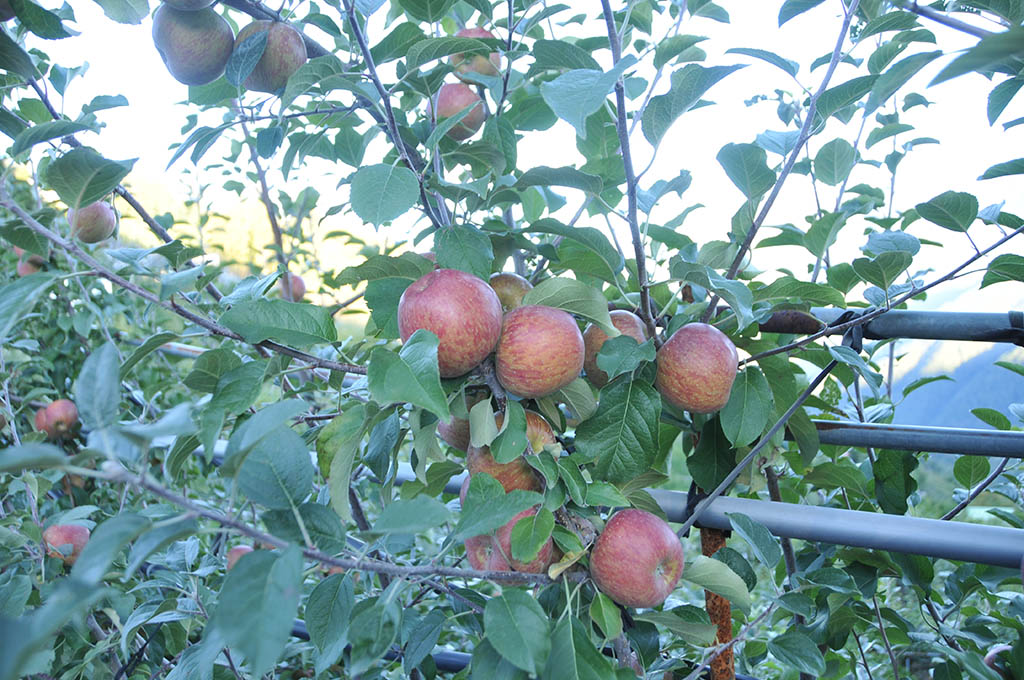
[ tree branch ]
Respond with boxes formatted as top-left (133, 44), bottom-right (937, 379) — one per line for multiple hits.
top-left (900, 1), bottom-right (995, 39)
top-left (941, 457), bottom-right (1010, 521)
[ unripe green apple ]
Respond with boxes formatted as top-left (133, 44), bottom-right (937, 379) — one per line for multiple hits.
top-left (68, 202), bottom-right (117, 243)
top-left (152, 5), bottom-right (234, 86)
top-left (428, 83), bottom-right (485, 141)
top-left (590, 508), bottom-right (684, 608)
top-left (34, 399), bottom-right (79, 439)
top-left (235, 21), bottom-right (307, 94)
top-left (43, 524), bottom-right (90, 565)
top-left (495, 305), bottom-right (584, 398)
top-left (226, 545), bottom-right (254, 570)
top-left (449, 27), bottom-right (500, 82)
top-left (655, 322), bottom-right (738, 413)
top-left (397, 268), bottom-right (503, 378)
top-left (583, 310), bottom-right (648, 387)
top-left (278, 272), bottom-right (306, 301)
top-left (465, 410), bottom-right (554, 493)
top-left (489, 272), bottom-right (533, 310)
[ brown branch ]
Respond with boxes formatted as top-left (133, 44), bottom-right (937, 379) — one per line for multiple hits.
top-left (0, 192), bottom-right (367, 375)
top-left (599, 0), bottom-right (658, 343)
top-left (941, 457), bottom-right (1010, 521)
top-left (901, 1), bottom-right (995, 38)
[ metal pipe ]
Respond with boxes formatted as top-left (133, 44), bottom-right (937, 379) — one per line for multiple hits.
top-left (806, 308), bottom-right (1024, 345)
top-left (807, 420), bottom-right (1024, 458)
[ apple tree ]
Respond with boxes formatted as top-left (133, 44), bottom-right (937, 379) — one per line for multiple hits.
top-left (1, 1), bottom-right (1024, 678)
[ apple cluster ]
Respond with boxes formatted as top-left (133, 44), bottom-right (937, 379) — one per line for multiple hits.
top-left (151, 2), bottom-right (307, 91)
top-left (427, 27), bottom-right (502, 142)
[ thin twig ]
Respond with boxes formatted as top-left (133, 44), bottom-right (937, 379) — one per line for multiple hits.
top-left (901, 1), bottom-right (994, 38)
top-left (941, 457), bottom-right (1010, 521)
top-left (872, 594), bottom-right (901, 679)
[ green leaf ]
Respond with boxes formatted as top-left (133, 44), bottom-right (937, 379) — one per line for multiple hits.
top-left (0, 28), bottom-right (38, 78)
top-left (72, 513), bottom-right (151, 584)
top-left (521, 277), bottom-right (616, 335)
top-left (634, 608), bottom-right (717, 645)
top-left (988, 77), bottom-right (1023, 124)
top-left (778, 0), bottom-right (825, 26)
top-left (404, 609), bottom-right (446, 674)
top-left (533, 39), bottom-right (600, 71)
top-left (727, 512), bottom-right (781, 570)
top-left (982, 253), bottom-right (1024, 287)
top-left (9, 0), bottom-right (73, 38)
top-left (595, 336), bottom-right (656, 385)
top-left (751, 277), bottom-right (845, 307)
top-left (931, 27), bottom-right (1024, 86)
top-left (398, 0), bottom-right (457, 22)
top-left (768, 631), bottom-right (826, 675)
top-left (539, 57), bottom-right (637, 138)
top-left (979, 157), bottom-right (1024, 180)
top-left (434, 223), bottom-right (494, 280)
top-left (322, 406), bottom-right (370, 522)
top-left (212, 546), bottom-right (304, 677)
top-left (865, 122), bottom-right (915, 149)
top-left (281, 55), bottom-right (376, 110)
top-left (219, 299), bottom-right (337, 347)
top-left (915, 190), bottom-right (978, 231)
top-left (873, 449), bottom-right (919, 514)
top-left (471, 639), bottom-right (529, 679)
top-left (687, 417), bottom-right (733, 491)
top-left (971, 407), bottom-right (1011, 431)
top-left (523, 218), bottom-right (624, 279)
top-left (541, 616), bottom-right (617, 680)
top-left (237, 427), bottom-right (314, 510)
top-left (372, 496), bottom-right (451, 535)
top-left (124, 516), bottom-right (198, 578)
top-left (350, 164), bottom-right (420, 226)
top-left (185, 348), bottom-right (242, 394)
top-left (653, 34), bottom-right (708, 69)
top-left (813, 75), bottom-right (877, 128)
top-left (553, 377), bottom-right (598, 421)
top-left (668, 260), bottom-right (755, 330)
top-left (851, 252), bottom-right (912, 290)
top-left (120, 331), bottom-right (180, 378)
top-left (11, 121), bottom-right (95, 156)
top-left (589, 593), bottom-right (623, 641)
top-left (680, 555), bottom-right (752, 613)
top-left (306, 573), bottom-right (354, 674)
top-left (453, 474), bottom-right (543, 540)
top-left (44, 148), bottom-right (135, 210)
top-left (75, 342), bottom-right (120, 430)
top-left (803, 211), bottom-right (846, 259)
top-left (491, 400), bottom-right (527, 464)
top-left (509, 508), bottom-right (554, 563)
top-left (368, 329), bottom-right (450, 419)
top-left (813, 138), bottom-right (857, 186)
top-left (337, 252), bottom-right (433, 286)
top-left (517, 166), bottom-right (603, 195)
top-left (642, 64), bottom-right (744, 145)
top-left (226, 29), bottom-right (268, 87)
top-left (0, 272), bottom-right (58, 342)
top-left (576, 379), bottom-right (660, 483)
top-left (954, 455), bottom-right (991, 489)
top-left (484, 589), bottom-right (551, 674)
top-left (860, 11), bottom-right (919, 40)
top-left (0, 443), bottom-right (67, 473)
top-left (720, 367), bottom-right (773, 447)
top-left (716, 142), bottom-right (776, 198)
top-left (725, 47), bottom-right (798, 77)
top-left (91, 0), bottom-right (148, 24)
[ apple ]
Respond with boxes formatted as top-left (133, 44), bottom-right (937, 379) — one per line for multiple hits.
top-left (0, 0), bottom-right (14, 21)
top-left (437, 389), bottom-right (489, 451)
top-left (68, 202), bottom-right (117, 244)
top-left (493, 508), bottom-right (556, 573)
top-left (489, 272), bottom-right (533, 310)
top-left (226, 545), bottom-right (254, 570)
top-left (279, 272), bottom-right (306, 301)
top-left (465, 409), bottom-right (554, 493)
top-left (449, 27), bottom-right (501, 81)
top-left (34, 399), bottom-right (79, 440)
top-left (655, 322), bottom-right (738, 413)
top-left (163, 0), bottom-right (216, 9)
top-left (495, 305), bottom-right (585, 398)
top-left (464, 533), bottom-right (511, 571)
top-left (427, 83), bottom-right (485, 141)
top-left (583, 310), bottom-right (649, 387)
top-left (235, 21), bottom-right (308, 94)
top-left (152, 5), bottom-right (234, 86)
top-left (397, 268), bottom-right (503, 378)
top-left (42, 524), bottom-right (90, 565)
top-left (16, 253), bottom-right (45, 276)
top-left (590, 508), bottom-right (684, 608)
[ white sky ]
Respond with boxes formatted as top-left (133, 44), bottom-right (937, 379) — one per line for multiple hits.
top-left (21, 0), bottom-right (1024, 323)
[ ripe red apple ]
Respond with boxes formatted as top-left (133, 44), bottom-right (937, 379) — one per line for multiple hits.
top-left (437, 389), bottom-right (489, 451)
top-left (278, 272), bottom-right (306, 301)
top-left (16, 254), bottom-right (44, 276)
top-left (68, 202), bottom-right (117, 244)
top-left (590, 508), bottom-right (685, 608)
top-left (489, 272), bottom-right (533, 310)
top-left (0, 0), bottom-right (15, 21)
top-left (152, 5), bottom-right (234, 86)
top-left (493, 508), bottom-right (556, 573)
top-left (427, 83), bottom-right (485, 141)
top-left (226, 545), bottom-right (254, 570)
top-left (34, 399), bottom-right (79, 440)
top-left (465, 533), bottom-right (512, 571)
top-left (495, 305), bottom-right (584, 398)
top-left (42, 524), bottom-right (90, 565)
top-left (235, 21), bottom-right (308, 94)
top-left (655, 322), bottom-right (738, 413)
top-left (397, 268), bottom-right (503, 378)
top-left (465, 410), bottom-right (554, 493)
top-left (449, 27), bottom-right (501, 81)
top-left (583, 310), bottom-right (649, 387)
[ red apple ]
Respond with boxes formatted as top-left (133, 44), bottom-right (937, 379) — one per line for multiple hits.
top-left (279, 272), bottom-right (306, 301)
top-left (68, 202), bottom-right (117, 244)
top-left (16, 256), bottom-right (44, 276)
top-left (397, 268), bottom-right (503, 378)
top-left (590, 508), bottom-right (684, 608)
top-left (449, 27), bottom-right (501, 81)
top-left (489, 272), bottom-right (533, 310)
top-left (465, 410), bottom-right (554, 493)
top-left (427, 83), bottom-right (485, 141)
top-left (235, 21), bottom-right (308, 94)
top-left (0, 0), bottom-right (14, 21)
top-left (655, 322), bottom-right (738, 413)
top-left (465, 533), bottom-right (511, 571)
top-left (495, 305), bottom-right (584, 398)
top-left (42, 524), bottom-right (90, 565)
top-left (493, 508), bottom-right (556, 573)
top-left (437, 389), bottom-right (489, 451)
top-left (226, 545), bottom-right (254, 570)
top-left (34, 399), bottom-right (79, 440)
top-left (583, 310), bottom-right (649, 388)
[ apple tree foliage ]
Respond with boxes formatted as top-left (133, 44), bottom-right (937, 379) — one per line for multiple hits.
top-left (1, 1), bottom-right (1024, 679)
